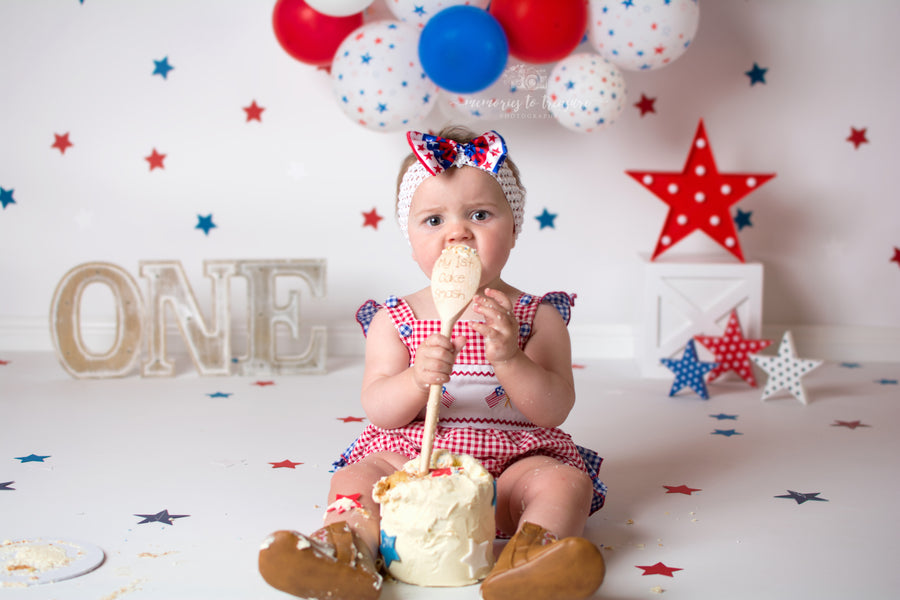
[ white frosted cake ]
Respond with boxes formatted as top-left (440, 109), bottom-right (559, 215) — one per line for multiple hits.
top-left (372, 449), bottom-right (496, 587)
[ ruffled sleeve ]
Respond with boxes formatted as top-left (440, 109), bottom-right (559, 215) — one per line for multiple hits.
top-left (355, 299), bottom-right (381, 337)
top-left (541, 291), bottom-right (576, 325)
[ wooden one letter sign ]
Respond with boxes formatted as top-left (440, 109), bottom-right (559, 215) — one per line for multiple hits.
top-left (50, 259), bottom-right (327, 378)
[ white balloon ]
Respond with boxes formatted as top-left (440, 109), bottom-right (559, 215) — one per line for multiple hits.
top-left (545, 53), bottom-right (627, 133)
top-left (331, 21), bottom-right (439, 132)
top-left (387, 0), bottom-right (490, 29)
top-left (588, 0), bottom-right (700, 71)
top-left (306, 0), bottom-right (375, 17)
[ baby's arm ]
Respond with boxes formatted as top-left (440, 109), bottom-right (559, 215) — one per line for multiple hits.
top-left (359, 309), bottom-right (465, 429)
top-left (472, 290), bottom-right (575, 428)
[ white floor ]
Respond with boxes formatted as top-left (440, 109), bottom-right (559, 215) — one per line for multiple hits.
top-left (2, 351), bottom-right (899, 599)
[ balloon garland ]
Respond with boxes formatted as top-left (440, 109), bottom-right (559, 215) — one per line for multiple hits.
top-left (273, 0), bottom-right (701, 133)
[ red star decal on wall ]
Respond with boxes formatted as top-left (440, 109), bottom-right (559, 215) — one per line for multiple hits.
top-left (846, 127), bottom-right (868, 149)
top-left (637, 562), bottom-right (683, 577)
top-left (626, 119), bottom-right (775, 262)
top-left (253, 380), bottom-right (275, 387)
top-left (663, 484), bottom-right (702, 495)
top-left (338, 416), bottom-right (365, 423)
top-left (269, 459), bottom-right (303, 469)
top-left (145, 148), bottom-right (166, 171)
top-left (52, 132), bottom-right (73, 154)
top-left (890, 247), bottom-right (900, 268)
top-left (694, 310), bottom-right (772, 387)
top-left (362, 207), bottom-right (384, 229)
top-left (244, 100), bottom-right (265, 122)
top-left (634, 94), bottom-right (656, 116)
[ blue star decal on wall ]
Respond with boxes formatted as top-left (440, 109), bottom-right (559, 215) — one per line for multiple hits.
top-left (153, 56), bottom-right (174, 79)
top-left (712, 429), bottom-right (742, 437)
top-left (14, 454), bottom-right (51, 463)
top-left (709, 413), bottom-right (738, 420)
top-left (1, 187), bottom-right (15, 209)
top-left (774, 490), bottom-right (828, 504)
top-left (745, 62), bottom-right (768, 85)
top-left (380, 530), bottom-right (400, 567)
top-left (196, 214), bottom-right (216, 235)
top-left (874, 378), bottom-right (898, 385)
top-left (206, 392), bottom-right (232, 398)
top-left (135, 509), bottom-right (190, 525)
top-left (0, 481), bottom-right (15, 491)
top-left (660, 339), bottom-right (718, 399)
top-left (535, 208), bottom-right (557, 229)
top-left (734, 208), bottom-right (753, 230)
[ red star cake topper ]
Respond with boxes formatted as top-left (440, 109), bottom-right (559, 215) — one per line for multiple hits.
top-left (626, 119), bottom-right (775, 262)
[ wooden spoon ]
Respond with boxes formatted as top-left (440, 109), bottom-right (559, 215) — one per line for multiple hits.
top-left (418, 244), bottom-right (482, 475)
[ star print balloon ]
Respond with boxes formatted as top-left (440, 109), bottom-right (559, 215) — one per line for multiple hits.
top-left (331, 21), bottom-right (439, 131)
top-left (545, 53), bottom-right (627, 133)
top-left (387, 0), bottom-right (489, 29)
top-left (588, 0), bottom-right (700, 71)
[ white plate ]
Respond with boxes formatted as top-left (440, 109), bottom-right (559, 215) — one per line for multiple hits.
top-left (0, 538), bottom-right (105, 586)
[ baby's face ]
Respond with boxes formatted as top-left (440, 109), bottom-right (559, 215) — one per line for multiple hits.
top-left (406, 166), bottom-right (515, 289)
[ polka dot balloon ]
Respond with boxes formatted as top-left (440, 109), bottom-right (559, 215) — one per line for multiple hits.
top-left (587, 0), bottom-right (700, 71)
top-left (386, 0), bottom-right (490, 29)
top-left (331, 21), bottom-right (439, 131)
top-left (545, 53), bottom-right (627, 133)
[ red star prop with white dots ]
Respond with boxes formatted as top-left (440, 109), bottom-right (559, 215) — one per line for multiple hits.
top-left (362, 207), bottom-right (384, 229)
top-left (626, 119), bottom-right (775, 262)
top-left (244, 100), bottom-right (265, 122)
top-left (52, 132), bottom-right (73, 154)
top-left (145, 148), bottom-right (166, 171)
top-left (694, 310), bottom-right (772, 387)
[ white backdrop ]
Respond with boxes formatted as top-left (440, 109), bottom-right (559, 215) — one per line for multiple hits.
top-left (1, 0), bottom-right (898, 361)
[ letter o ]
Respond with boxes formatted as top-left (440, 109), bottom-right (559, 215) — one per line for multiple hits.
top-left (50, 262), bottom-right (144, 378)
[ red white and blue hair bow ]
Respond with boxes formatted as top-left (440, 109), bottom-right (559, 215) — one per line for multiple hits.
top-left (406, 130), bottom-right (508, 175)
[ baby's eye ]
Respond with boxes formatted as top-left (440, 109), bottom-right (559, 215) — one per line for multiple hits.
top-left (471, 210), bottom-right (490, 222)
top-left (425, 216), bottom-right (443, 227)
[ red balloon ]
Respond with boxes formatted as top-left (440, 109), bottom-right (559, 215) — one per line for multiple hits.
top-left (272, 0), bottom-right (363, 67)
top-left (489, 0), bottom-right (587, 64)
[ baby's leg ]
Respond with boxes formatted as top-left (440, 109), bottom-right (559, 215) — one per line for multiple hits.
top-left (495, 455), bottom-right (594, 538)
top-left (483, 456), bottom-right (603, 600)
top-left (325, 451), bottom-right (410, 556)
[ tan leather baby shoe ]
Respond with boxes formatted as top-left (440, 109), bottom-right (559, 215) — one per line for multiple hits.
top-left (481, 521), bottom-right (605, 600)
top-left (258, 522), bottom-right (382, 600)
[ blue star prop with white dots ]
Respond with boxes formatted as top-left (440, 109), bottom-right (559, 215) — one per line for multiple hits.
top-left (153, 56), bottom-right (174, 79)
top-left (660, 339), bottom-right (718, 400)
top-left (535, 208), bottom-right (557, 229)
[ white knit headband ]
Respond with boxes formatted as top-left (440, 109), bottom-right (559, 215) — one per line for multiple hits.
top-left (397, 130), bottom-right (526, 243)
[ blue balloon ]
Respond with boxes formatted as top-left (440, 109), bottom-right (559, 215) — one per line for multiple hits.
top-left (418, 5), bottom-right (509, 94)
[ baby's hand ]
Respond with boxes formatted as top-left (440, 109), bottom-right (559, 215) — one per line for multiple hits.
top-left (471, 288), bottom-right (519, 364)
top-left (412, 333), bottom-right (466, 392)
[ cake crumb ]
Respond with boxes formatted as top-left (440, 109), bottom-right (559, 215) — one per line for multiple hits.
top-left (650, 585), bottom-right (665, 593)
top-left (625, 519), bottom-right (634, 525)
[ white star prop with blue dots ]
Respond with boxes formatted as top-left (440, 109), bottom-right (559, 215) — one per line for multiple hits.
top-left (750, 331), bottom-right (823, 405)
top-left (660, 339), bottom-right (718, 400)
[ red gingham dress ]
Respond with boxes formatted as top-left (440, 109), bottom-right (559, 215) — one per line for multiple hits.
top-left (336, 292), bottom-right (606, 514)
